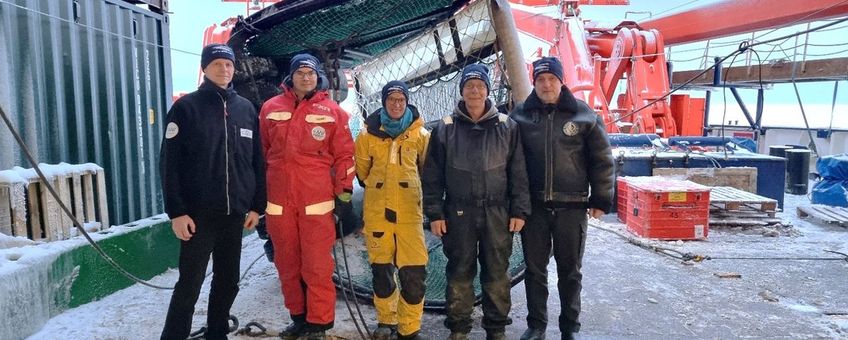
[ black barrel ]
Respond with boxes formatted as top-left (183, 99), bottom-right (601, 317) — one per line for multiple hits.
top-left (769, 145), bottom-right (793, 158)
top-left (785, 149), bottom-right (811, 194)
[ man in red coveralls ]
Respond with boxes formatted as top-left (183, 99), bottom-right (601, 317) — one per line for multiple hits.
top-left (259, 53), bottom-right (355, 340)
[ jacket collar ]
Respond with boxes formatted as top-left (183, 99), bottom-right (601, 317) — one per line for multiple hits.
top-left (454, 99), bottom-right (498, 124)
top-left (365, 105), bottom-right (422, 139)
top-left (199, 78), bottom-right (235, 98)
top-left (523, 85), bottom-right (579, 113)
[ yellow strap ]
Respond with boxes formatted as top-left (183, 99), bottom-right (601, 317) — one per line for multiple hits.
top-left (305, 200), bottom-right (335, 215)
top-left (305, 114), bottom-right (336, 123)
top-left (266, 111), bottom-right (292, 121)
top-left (266, 201), bottom-right (284, 215)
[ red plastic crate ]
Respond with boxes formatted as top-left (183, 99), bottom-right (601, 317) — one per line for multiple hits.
top-left (627, 220), bottom-right (708, 240)
top-left (625, 178), bottom-right (710, 240)
top-left (617, 176), bottom-right (671, 223)
top-left (616, 177), bottom-right (628, 223)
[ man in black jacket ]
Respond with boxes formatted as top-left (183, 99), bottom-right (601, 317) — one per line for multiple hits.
top-left (159, 43), bottom-right (266, 340)
top-left (511, 57), bottom-right (614, 340)
top-left (422, 64), bottom-right (531, 340)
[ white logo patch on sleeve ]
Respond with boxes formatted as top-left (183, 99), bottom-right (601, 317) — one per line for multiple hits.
top-left (165, 122), bottom-right (179, 139)
top-left (240, 128), bottom-right (253, 139)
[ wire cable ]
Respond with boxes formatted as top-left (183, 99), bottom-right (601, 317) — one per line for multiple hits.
top-left (786, 45), bottom-right (820, 156)
top-left (333, 242), bottom-right (369, 340)
top-left (719, 50), bottom-right (743, 153)
top-left (827, 81), bottom-right (840, 136)
top-left (334, 219), bottom-right (374, 340)
top-left (747, 0), bottom-right (848, 44)
top-left (641, 0), bottom-right (701, 21)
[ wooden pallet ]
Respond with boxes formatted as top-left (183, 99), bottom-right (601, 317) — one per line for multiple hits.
top-left (710, 210), bottom-right (783, 227)
top-left (797, 205), bottom-right (848, 228)
top-left (709, 186), bottom-right (778, 217)
top-left (0, 167), bottom-right (109, 241)
top-left (710, 217), bottom-right (783, 227)
top-left (653, 167), bottom-right (757, 194)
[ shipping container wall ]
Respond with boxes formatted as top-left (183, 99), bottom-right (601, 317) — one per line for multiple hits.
top-left (0, 0), bottom-right (172, 226)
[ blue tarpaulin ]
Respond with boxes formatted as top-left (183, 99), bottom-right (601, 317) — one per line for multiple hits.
top-left (811, 154), bottom-right (848, 206)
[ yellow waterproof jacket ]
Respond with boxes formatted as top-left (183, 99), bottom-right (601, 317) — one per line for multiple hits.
top-left (355, 106), bottom-right (430, 226)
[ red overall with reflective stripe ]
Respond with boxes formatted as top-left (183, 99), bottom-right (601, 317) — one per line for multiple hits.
top-left (258, 87), bottom-right (355, 326)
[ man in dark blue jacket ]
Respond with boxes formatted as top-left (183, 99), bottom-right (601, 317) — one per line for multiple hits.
top-left (511, 57), bottom-right (614, 340)
top-left (159, 43), bottom-right (266, 340)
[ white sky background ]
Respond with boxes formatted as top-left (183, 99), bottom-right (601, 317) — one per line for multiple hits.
top-left (166, 0), bottom-right (847, 128)
top-left (167, 0), bottom-right (259, 93)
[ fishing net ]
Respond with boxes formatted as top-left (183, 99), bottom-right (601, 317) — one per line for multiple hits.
top-left (349, 0), bottom-right (512, 131)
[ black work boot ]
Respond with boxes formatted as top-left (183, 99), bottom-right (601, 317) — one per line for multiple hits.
top-left (398, 330), bottom-right (425, 339)
top-left (561, 331), bottom-right (580, 340)
top-left (279, 314), bottom-right (306, 339)
top-left (304, 329), bottom-right (326, 340)
top-left (486, 330), bottom-right (507, 340)
top-left (521, 327), bottom-right (546, 340)
top-left (303, 322), bottom-right (331, 340)
top-left (374, 323), bottom-right (398, 340)
top-left (448, 331), bottom-right (469, 340)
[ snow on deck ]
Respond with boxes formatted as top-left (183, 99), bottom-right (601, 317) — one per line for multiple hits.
top-left (0, 215), bottom-right (168, 275)
top-left (0, 163), bottom-right (103, 185)
top-left (25, 195), bottom-right (848, 339)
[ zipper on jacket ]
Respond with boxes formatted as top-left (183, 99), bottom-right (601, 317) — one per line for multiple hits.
top-left (545, 111), bottom-right (554, 201)
top-left (218, 92), bottom-right (232, 215)
top-left (389, 140), bottom-right (399, 165)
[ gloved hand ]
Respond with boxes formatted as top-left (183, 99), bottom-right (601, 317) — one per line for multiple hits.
top-left (334, 194), bottom-right (358, 239)
top-left (337, 192), bottom-right (352, 202)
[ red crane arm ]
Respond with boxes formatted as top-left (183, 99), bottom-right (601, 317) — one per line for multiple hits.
top-left (640, 0), bottom-right (848, 45)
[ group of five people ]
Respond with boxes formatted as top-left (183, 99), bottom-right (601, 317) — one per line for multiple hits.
top-left (158, 44), bottom-right (614, 340)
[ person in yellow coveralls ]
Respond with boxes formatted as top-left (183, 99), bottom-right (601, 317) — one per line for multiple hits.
top-left (354, 80), bottom-right (430, 340)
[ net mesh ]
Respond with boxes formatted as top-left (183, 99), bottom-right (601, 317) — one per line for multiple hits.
top-left (350, 0), bottom-right (512, 128)
top-left (333, 231), bottom-right (526, 311)
top-left (245, 0), bottom-right (456, 59)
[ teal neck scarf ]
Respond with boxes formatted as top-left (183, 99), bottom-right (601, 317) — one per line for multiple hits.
top-left (380, 107), bottom-right (413, 138)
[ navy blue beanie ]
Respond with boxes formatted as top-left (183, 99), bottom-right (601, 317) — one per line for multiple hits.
top-left (289, 53), bottom-right (320, 76)
top-left (381, 80), bottom-right (409, 108)
top-left (200, 44), bottom-right (235, 70)
top-left (459, 64), bottom-right (490, 95)
top-left (532, 57), bottom-right (564, 83)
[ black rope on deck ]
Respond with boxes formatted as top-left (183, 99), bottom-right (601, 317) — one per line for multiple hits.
top-left (335, 217), bottom-right (374, 340)
top-left (186, 316), bottom-right (240, 340)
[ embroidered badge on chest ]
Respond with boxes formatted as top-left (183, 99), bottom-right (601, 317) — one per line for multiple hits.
top-left (311, 126), bottom-right (326, 141)
top-left (563, 121), bottom-right (579, 136)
